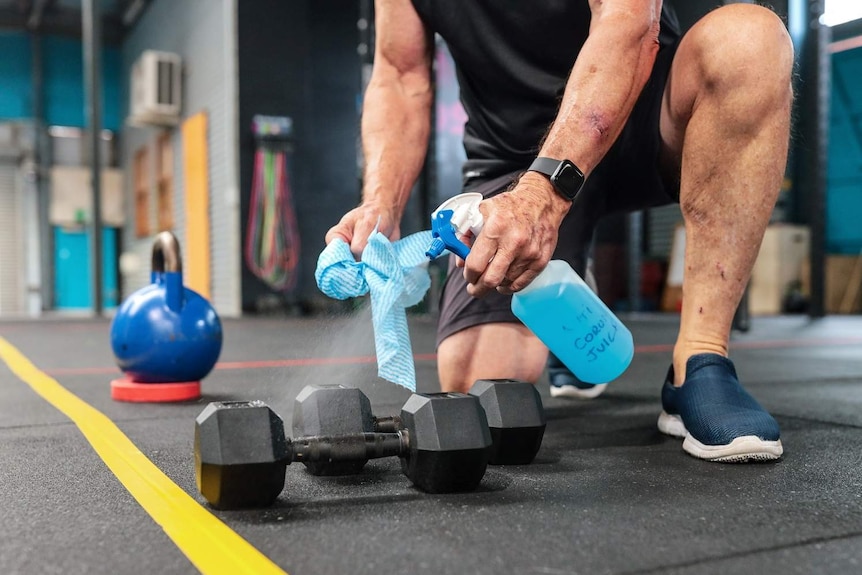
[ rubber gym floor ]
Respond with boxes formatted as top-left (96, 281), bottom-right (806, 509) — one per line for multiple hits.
top-left (1, 313), bottom-right (862, 575)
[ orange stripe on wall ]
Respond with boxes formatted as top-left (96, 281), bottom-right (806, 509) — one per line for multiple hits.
top-left (181, 112), bottom-right (211, 300)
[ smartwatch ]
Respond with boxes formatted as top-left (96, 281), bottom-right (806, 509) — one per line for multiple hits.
top-left (527, 157), bottom-right (586, 202)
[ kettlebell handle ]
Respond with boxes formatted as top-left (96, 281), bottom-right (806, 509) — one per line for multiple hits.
top-left (151, 231), bottom-right (184, 313)
top-left (152, 231), bottom-right (183, 273)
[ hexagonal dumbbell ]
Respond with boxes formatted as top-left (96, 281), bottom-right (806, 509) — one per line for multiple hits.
top-left (468, 379), bottom-right (546, 465)
top-left (194, 392), bottom-right (492, 509)
top-left (195, 400), bottom-right (290, 509)
top-left (291, 384), bottom-right (402, 476)
top-left (294, 380), bottom-right (546, 470)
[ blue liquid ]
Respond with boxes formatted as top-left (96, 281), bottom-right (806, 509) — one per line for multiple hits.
top-left (511, 263), bottom-right (633, 384)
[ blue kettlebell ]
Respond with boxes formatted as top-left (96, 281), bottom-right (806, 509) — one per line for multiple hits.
top-left (110, 231), bottom-right (223, 383)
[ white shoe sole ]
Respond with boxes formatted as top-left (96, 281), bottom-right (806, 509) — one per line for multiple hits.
top-left (657, 411), bottom-right (783, 463)
top-left (657, 411), bottom-right (688, 438)
top-left (550, 382), bottom-right (608, 400)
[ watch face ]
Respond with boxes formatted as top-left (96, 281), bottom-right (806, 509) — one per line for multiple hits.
top-left (552, 160), bottom-right (584, 200)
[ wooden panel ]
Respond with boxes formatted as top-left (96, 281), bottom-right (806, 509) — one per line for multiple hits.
top-left (802, 255), bottom-right (862, 314)
top-left (181, 112), bottom-right (211, 300)
top-left (749, 225), bottom-right (810, 315)
top-left (134, 147), bottom-right (150, 237)
top-left (156, 131), bottom-right (174, 231)
top-left (49, 166), bottom-right (126, 227)
top-left (660, 224), bottom-right (685, 312)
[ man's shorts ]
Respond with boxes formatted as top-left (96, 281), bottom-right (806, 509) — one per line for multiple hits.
top-left (437, 39), bottom-right (682, 347)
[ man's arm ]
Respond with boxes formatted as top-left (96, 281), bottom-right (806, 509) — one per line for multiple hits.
top-left (465, 0), bottom-right (663, 296)
top-left (537, 0), bottom-right (662, 177)
top-left (326, 0), bottom-right (433, 254)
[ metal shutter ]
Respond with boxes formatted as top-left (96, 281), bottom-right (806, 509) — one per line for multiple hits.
top-left (0, 161), bottom-right (23, 315)
top-left (647, 204), bottom-right (683, 260)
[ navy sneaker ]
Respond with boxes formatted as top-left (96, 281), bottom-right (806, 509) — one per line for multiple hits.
top-left (548, 352), bottom-right (608, 399)
top-left (658, 354), bottom-right (782, 462)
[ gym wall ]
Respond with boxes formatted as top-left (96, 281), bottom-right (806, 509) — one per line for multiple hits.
top-left (827, 21), bottom-right (862, 255)
top-left (237, 0), bottom-right (362, 313)
top-left (0, 32), bottom-right (122, 315)
top-left (120, 0), bottom-right (241, 317)
top-left (0, 32), bottom-right (122, 131)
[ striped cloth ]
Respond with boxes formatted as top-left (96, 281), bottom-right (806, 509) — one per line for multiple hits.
top-left (315, 230), bottom-right (438, 391)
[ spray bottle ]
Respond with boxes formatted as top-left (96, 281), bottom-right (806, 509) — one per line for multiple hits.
top-left (426, 193), bottom-right (633, 384)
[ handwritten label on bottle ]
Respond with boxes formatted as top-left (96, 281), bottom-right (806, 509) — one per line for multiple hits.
top-left (566, 306), bottom-right (620, 362)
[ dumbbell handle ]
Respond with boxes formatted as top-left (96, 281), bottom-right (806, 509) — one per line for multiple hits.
top-left (372, 415), bottom-right (402, 434)
top-left (289, 430), bottom-right (410, 464)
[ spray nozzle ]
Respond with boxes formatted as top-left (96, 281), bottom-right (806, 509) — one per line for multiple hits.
top-left (425, 193), bottom-right (484, 261)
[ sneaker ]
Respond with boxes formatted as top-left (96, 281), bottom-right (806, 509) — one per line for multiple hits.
top-left (657, 353), bottom-right (783, 462)
top-left (547, 352), bottom-right (608, 399)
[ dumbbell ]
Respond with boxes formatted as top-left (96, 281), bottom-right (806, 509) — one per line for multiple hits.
top-left (291, 384), bottom-right (403, 476)
top-left (469, 379), bottom-right (547, 465)
top-left (194, 392), bottom-right (492, 509)
top-left (293, 379), bottom-right (546, 473)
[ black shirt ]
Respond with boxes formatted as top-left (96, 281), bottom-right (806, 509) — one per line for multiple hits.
top-left (410, 0), bottom-right (681, 174)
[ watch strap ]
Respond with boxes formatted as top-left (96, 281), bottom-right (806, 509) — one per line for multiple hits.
top-left (527, 157), bottom-right (561, 178)
top-left (527, 156), bottom-right (584, 201)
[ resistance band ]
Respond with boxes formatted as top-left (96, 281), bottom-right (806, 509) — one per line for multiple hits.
top-left (245, 115), bottom-right (301, 291)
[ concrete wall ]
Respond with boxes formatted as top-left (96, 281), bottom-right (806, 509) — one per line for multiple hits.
top-left (120, 0), bottom-right (240, 316)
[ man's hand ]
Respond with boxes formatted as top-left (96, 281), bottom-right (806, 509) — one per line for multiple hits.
top-left (464, 172), bottom-right (572, 297)
top-left (325, 203), bottom-right (401, 257)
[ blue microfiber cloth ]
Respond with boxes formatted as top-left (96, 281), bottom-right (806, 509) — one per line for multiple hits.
top-left (315, 229), bottom-right (439, 391)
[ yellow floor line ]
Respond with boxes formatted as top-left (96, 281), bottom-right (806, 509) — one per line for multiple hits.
top-left (0, 337), bottom-right (287, 575)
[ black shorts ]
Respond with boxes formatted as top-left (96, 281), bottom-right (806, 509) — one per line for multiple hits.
top-left (437, 39), bottom-right (681, 347)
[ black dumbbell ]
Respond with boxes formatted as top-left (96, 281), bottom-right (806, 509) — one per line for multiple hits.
top-left (293, 379), bottom-right (545, 471)
top-left (468, 379), bottom-right (546, 465)
top-left (291, 384), bottom-right (403, 476)
top-left (194, 392), bottom-right (492, 509)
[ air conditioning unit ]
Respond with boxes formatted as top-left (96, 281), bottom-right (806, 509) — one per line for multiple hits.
top-left (129, 50), bottom-right (182, 127)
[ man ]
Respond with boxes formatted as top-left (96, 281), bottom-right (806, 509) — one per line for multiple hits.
top-left (326, 0), bottom-right (793, 462)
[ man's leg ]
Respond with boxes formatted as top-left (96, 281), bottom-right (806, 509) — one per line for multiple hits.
top-left (660, 4), bottom-right (793, 382)
top-left (657, 4), bottom-right (793, 460)
top-left (438, 323), bottom-right (547, 393)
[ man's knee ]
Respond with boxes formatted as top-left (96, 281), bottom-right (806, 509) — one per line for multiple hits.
top-left (688, 5), bottom-right (794, 108)
top-left (437, 323), bottom-right (548, 392)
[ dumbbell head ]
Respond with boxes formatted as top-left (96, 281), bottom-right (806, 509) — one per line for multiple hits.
top-left (292, 384), bottom-right (375, 475)
top-left (194, 401), bottom-right (289, 509)
top-left (469, 379), bottom-right (546, 465)
top-left (399, 393), bottom-right (492, 493)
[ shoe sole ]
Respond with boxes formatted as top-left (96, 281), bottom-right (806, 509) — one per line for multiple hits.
top-left (657, 411), bottom-right (687, 438)
top-left (550, 382), bottom-right (608, 400)
top-left (657, 411), bottom-right (783, 463)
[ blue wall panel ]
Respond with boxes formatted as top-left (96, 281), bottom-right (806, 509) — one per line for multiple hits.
top-left (0, 31), bottom-right (121, 130)
top-left (44, 36), bottom-right (122, 131)
top-left (0, 33), bottom-right (32, 119)
top-left (828, 47), bottom-right (862, 254)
